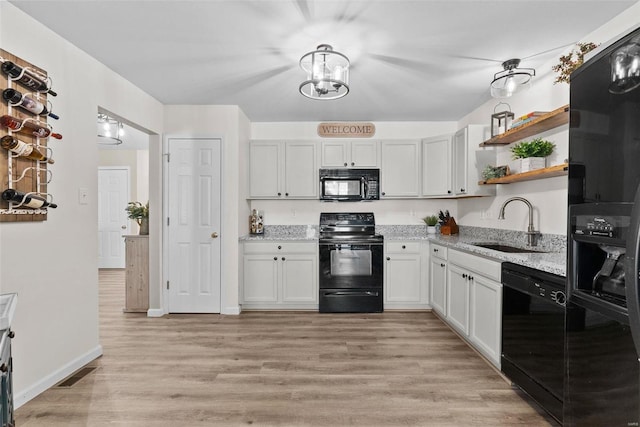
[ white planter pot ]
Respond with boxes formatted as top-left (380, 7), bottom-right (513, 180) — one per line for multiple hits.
top-left (510, 157), bottom-right (546, 174)
top-left (427, 226), bottom-right (437, 234)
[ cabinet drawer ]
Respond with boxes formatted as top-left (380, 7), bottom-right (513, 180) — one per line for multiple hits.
top-left (430, 243), bottom-right (448, 260)
top-left (386, 241), bottom-right (421, 253)
top-left (244, 241), bottom-right (316, 254)
top-left (449, 249), bottom-right (501, 282)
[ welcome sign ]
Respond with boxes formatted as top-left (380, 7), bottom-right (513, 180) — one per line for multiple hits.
top-left (317, 122), bottom-right (376, 138)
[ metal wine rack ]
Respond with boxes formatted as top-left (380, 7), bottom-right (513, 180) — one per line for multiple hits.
top-left (0, 49), bottom-right (56, 221)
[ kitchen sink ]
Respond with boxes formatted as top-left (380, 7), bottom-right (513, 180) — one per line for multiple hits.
top-left (471, 243), bottom-right (547, 253)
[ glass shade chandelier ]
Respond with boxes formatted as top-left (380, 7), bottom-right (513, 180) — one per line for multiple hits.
top-left (97, 113), bottom-right (124, 145)
top-left (490, 58), bottom-right (535, 98)
top-left (299, 44), bottom-right (350, 100)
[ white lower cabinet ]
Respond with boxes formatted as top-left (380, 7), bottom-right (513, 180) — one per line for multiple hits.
top-left (469, 273), bottom-right (502, 366)
top-left (447, 263), bottom-right (470, 336)
top-left (429, 244), bottom-right (448, 316)
top-left (384, 241), bottom-right (427, 309)
top-left (242, 241), bottom-right (318, 309)
top-left (430, 246), bottom-right (502, 368)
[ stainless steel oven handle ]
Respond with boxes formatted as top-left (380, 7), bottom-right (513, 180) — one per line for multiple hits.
top-left (323, 291), bottom-right (379, 297)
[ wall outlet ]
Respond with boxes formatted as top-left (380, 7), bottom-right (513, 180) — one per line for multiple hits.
top-left (78, 187), bottom-right (89, 205)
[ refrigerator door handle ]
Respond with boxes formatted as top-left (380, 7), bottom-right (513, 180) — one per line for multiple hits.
top-left (625, 184), bottom-right (640, 356)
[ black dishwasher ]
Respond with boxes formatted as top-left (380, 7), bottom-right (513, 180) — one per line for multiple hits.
top-left (501, 262), bottom-right (566, 424)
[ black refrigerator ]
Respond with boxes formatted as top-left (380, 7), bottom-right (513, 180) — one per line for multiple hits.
top-left (566, 25), bottom-right (640, 426)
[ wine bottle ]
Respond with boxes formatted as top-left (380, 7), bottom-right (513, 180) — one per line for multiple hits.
top-left (0, 61), bottom-right (57, 96)
top-left (0, 115), bottom-right (62, 139)
top-left (2, 89), bottom-right (59, 119)
top-left (0, 135), bottom-right (54, 164)
top-left (2, 189), bottom-right (57, 209)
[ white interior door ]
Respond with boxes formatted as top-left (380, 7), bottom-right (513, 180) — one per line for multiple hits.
top-left (98, 167), bottom-right (130, 268)
top-left (167, 138), bottom-right (221, 313)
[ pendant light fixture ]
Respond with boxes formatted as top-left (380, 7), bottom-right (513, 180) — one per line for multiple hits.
top-left (490, 58), bottom-right (535, 98)
top-left (299, 44), bottom-right (350, 100)
top-left (97, 113), bottom-right (124, 145)
top-left (609, 36), bottom-right (640, 94)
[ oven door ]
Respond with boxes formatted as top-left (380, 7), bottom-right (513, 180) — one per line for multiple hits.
top-left (319, 242), bottom-right (383, 289)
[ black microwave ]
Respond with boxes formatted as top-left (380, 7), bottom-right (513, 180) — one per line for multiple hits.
top-left (319, 168), bottom-right (379, 201)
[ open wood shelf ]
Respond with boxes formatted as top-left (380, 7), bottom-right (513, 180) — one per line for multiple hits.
top-left (478, 163), bottom-right (568, 185)
top-left (479, 104), bottom-right (569, 147)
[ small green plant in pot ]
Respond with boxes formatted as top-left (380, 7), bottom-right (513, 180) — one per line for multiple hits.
top-left (510, 138), bottom-right (555, 173)
top-left (422, 215), bottom-right (439, 234)
top-left (125, 201), bottom-right (149, 235)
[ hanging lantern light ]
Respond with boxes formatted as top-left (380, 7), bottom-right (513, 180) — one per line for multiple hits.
top-left (299, 44), bottom-right (350, 100)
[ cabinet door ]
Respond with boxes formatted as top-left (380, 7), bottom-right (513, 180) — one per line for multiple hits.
top-left (453, 128), bottom-right (468, 195)
top-left (422, 135), bottom-right (452, 197)
top-left (470, 274), bottom-right (502, 367)
top-left (321, 141), bottom-right (349, 167)
top-left (429, 257), bottom-right (447, 316)
top-left (447, 264), bottom-right (470, 336)
top-left (249, 142), bottom-right (282, 198)
top-left (284, 142), bottom-right (317, 198)
top-left (380, 140), bottom-right (420, 197)
top-left (385, 253), bottom-right (421, 303)
top-left (243, 255), bottom-right (279, 302)
top-left (281, 254), bottom-right (318, 303)
top-left (350, 140), bottom-right (378, 167)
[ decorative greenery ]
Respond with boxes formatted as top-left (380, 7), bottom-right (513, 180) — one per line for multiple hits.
top-left (552, 42), bottom-right (599, 84)
top-left (482, 165), bottom-right (509, 180)
top-left (125, 201), bottom-right (149, 226)
top-left (422, 215), bottom-right (439, 226)
top-left (510, 138), bottom-right (555, 159)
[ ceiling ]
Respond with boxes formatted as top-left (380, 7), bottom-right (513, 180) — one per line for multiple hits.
top-left (8, 0), bottom-right (638, 122)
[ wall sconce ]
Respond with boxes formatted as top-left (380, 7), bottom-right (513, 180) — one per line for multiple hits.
top-left (491, 103), bottom-right (514, 137)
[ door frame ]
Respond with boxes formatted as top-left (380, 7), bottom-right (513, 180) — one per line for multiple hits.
top-left (97, 166), bottom-right (131, 269)
top-left (161, 135), bottom-right (225, 315)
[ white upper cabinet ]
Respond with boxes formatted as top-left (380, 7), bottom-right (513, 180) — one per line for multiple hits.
top-left (380, 140), bottom-right (421, 197)
top-left (249, 141), bottom-right (317, 199)
top-left (284, 142), bottom-right (318, 198)
top-left (249, 141), bottom-right (282, 198)
top-left (320, 140), bottom-right (378, 168)
top-left (452, 125), bottom-right (495, 197)
top-left (422, 134), bottom-right (452, 197)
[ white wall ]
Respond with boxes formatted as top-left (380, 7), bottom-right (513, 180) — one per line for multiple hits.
top-left (162, 105), bottom-right (250, 315)
top-left (0, 2), bottom-right (163, 407)
top-left (456, 1), bottom-right (640, 235)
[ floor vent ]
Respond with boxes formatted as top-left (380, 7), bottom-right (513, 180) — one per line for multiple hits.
top-left (56, 367), bottom-right (97, 388)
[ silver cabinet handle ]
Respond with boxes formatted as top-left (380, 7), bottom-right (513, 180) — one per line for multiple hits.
top-left (211, 232), bottom-right (219, 238)
top-left (121, 225), bottom-right (127, 229)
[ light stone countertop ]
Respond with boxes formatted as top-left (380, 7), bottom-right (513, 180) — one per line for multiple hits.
top-left (239, 224), bottom-right (567, 277)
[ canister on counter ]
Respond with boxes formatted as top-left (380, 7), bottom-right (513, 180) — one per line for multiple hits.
top-left (249, 209), bottom-right (264, 235)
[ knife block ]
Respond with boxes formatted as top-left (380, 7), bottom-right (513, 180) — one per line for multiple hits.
top-left (440, 217), bottom-right (459, 235)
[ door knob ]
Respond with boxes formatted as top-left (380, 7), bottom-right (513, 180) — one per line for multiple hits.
top-left (211, 232), bottom-right (219, 238)
top-left (121, 225), bottom-right (127, 229)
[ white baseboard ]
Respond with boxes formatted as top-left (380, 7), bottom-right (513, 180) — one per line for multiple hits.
top-left (14, 345), bottom-right (103, 409)
top-left (222, 305), bottom-right (241, 315)
top-left (146, 308), bottom-right (165, 317)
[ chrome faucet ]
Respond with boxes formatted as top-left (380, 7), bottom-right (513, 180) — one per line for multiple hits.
top-left (498, 197), bottom-right (539, 247)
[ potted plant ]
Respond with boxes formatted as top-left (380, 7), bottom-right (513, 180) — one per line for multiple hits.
top-left (422, 215), bottom-right (439, 234)
top-left (125, 201), bottom-right (149, 235)
top-left (510, 138), bottom-right (555, 173)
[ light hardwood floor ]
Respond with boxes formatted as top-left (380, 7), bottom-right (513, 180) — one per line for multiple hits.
top-left (15, 269), bottom-right (554, 426)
